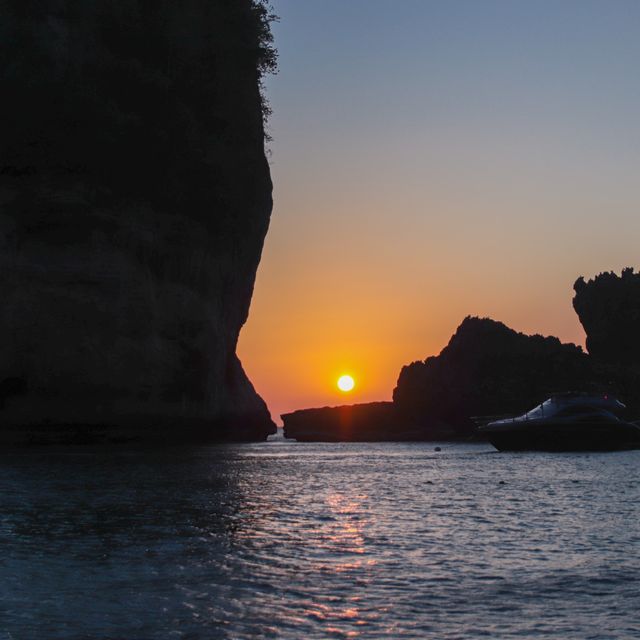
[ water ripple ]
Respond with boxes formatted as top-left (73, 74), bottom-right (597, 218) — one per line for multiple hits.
top-left (0, 443), bottom-right (639, 638)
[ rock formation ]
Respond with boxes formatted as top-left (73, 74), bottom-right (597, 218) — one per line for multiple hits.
top-left (572, 268), bottom-right (640, 415)
top-left (393, 317), bottom-right (598, 435)
top-left (282, 293), bottom-right (640, 442)
top-left (573, 268), bottom-right (640, 365)
top-left (282, 402), bottom-right (456, 442)
top-left (0, 1), bottom-right (277, 442)
top-left (282, 313), bottom-right (606, 442)
top-left (285, 269), bottom-right (640, 441)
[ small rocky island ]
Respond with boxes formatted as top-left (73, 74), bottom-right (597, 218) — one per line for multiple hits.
top-left (0, 2), bottom-right (277, 443)
top-left (284, 269), bottom-right (640, 441)
top-left (282, 401), bottom-right (457, 442)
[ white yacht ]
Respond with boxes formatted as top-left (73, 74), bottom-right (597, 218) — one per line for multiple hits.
top-left (478, 392), bottom-right (640, 452)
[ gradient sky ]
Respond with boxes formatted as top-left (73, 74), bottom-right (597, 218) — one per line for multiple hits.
top-left (238, 0), bottom-right (640, 422)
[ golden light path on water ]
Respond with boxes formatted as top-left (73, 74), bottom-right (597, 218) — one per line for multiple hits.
top-left (3, 444), bottom-right (640, 637)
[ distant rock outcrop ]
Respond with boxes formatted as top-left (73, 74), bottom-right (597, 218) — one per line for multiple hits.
top-left (573, 268), bottom-right (640, 365)
top-left (282, 402), bottom-right (456, 442)
top-left (0, 1), bottom-right (277, 443)
top-left (393, 317), bottom-right (598, 435)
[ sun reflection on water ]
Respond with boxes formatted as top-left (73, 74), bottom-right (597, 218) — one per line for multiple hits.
top-left (299, 491), bottom-right (377, 635)
top-left (4, 444), bottom-right (639, 638)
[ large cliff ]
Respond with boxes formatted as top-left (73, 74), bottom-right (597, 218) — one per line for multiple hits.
top-left (0, 1), bottom-right (277, 442)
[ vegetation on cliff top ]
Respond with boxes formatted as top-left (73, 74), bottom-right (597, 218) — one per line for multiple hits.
top-left (251, 1), bottom-right (279, 124)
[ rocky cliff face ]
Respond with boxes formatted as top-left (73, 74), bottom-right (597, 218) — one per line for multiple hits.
top-left (573, 268), bottom-right (640, 366)
top-left (393, 317), bottom-right (597, 434)
top-left (0, 1), bottom-right (276, 442)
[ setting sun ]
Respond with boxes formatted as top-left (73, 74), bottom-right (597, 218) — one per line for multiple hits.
top-left (337, 375), bottom-right (355, 392)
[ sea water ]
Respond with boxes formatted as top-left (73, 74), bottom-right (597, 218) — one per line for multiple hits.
top-left (1, 440), bottom-right (639, 639)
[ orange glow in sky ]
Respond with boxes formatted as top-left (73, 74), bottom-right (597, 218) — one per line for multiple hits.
top-left (237, 1), bottom-right (640, 424)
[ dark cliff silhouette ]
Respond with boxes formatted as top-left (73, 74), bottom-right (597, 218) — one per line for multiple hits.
top-left (573, 268), bottom-right (640, 366)
top-left (393, 317), bottom-right (598, 436)
top-left (573, 268), bottom-right (640, 415)
top-left (0, 1), bottom-right (277, 443)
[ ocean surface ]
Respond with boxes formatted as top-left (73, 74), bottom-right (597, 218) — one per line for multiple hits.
top-left (1, 436), bottom-right (639, 639)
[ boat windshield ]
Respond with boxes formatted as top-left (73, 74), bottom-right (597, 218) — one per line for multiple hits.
top-left (523, 399), bottom-right (555, 419)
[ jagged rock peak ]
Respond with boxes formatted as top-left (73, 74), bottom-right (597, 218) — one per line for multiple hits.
top-left (393, 316), bottom-right (593, 433)
top-left (573, 268), bottom-right (640, 365)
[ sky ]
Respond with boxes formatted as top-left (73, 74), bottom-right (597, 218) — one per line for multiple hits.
top-left (238, 0), bottom-right (640, 423)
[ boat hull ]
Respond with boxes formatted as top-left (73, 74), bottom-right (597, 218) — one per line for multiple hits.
top-left (483, 421), bottom-right (640, 452)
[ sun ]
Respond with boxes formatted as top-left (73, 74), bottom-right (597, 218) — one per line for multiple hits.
top-left (337, 374), bottom-right (355, 392)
